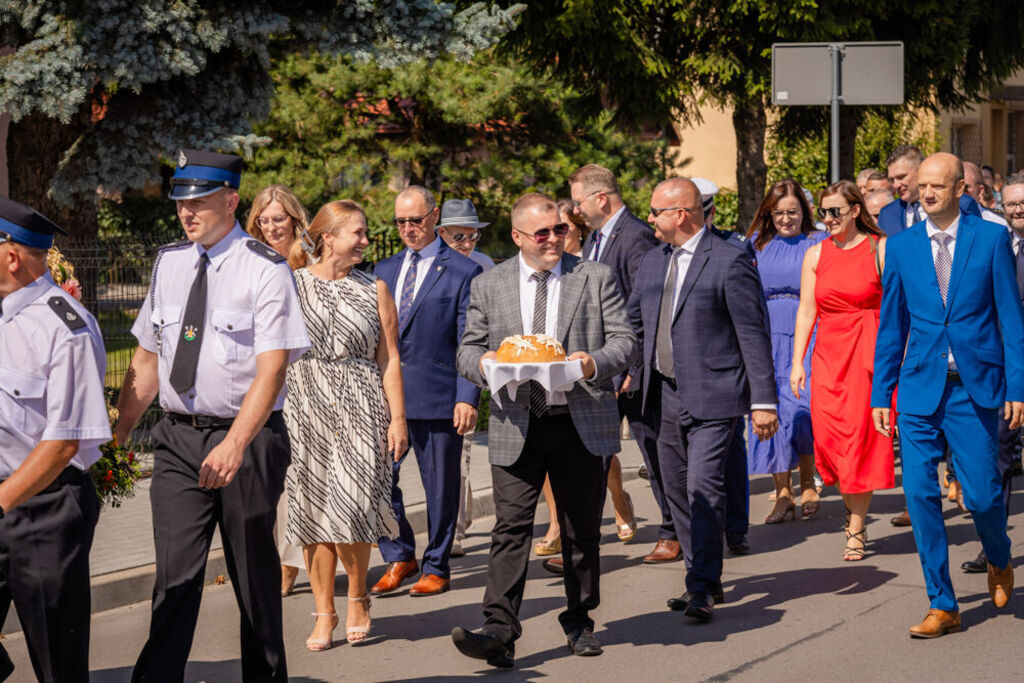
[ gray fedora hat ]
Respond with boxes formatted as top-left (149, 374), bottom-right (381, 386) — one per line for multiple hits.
top-left (438, 198), bottom-right (489, 229)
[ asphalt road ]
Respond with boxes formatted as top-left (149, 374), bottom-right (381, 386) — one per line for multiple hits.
top-left (5, 472), bottom-right (1024, 682)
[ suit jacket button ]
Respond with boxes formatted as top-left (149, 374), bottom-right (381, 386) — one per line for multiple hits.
top-left (941, 352), bottom-right (948, 358)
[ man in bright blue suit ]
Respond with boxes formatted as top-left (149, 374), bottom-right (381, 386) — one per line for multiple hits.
top-left (878, 145), bottom-right (983, 236)
top-left (871, 153), bottom-right (1024, 639)
top-left (371, 186), bottom-right (483, 597)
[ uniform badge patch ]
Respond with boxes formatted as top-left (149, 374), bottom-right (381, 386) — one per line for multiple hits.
top-left (178, 150), bottom-right (188, 168)
top-left (46, 296), bottom-right (87, 331)
top-left (183, 325), bottom-right (198, 341)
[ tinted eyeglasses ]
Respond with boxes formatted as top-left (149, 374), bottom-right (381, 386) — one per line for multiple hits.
top-left (449, 231), bottom-right (481, 243)
top-left (816, 206), bottom-right (851, 219)
top-left (649, 206), bottom-right (697, 218)
top-left (515, 223), bottom-right (569, 243)
top-left (393, 210), bottom-right (433, 227)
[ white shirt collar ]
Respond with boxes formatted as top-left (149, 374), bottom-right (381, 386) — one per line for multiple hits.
top-left (925, 215), bottom-right (960, 241)
top-left (408, 235), bottom-right (441, 260)
top-left (599, 205), bottom-right (627, 239)
top-left (197, 221), bottom-right (245, 269)
top-left (0, 272), bottom-right (54, 322)
top-left (676, 227), bottom-right (707, 254)
top-left (518, 253), bottom-right (563, 280)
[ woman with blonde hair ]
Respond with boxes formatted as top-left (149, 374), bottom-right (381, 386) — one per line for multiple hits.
top-left (284, 200), bottom-right (406, 649)
top-left (246, 184), bottom-right (311, 257)
top-left (791, 180), bottom-right (895, 561)
top-left (247, 184), bottom-right (312, 595)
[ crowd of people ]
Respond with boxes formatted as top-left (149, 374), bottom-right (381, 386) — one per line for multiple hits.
top-left (1, 142), bottom-right (1023, 680)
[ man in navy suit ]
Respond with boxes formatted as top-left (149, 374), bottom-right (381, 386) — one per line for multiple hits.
top-left (872, 154), bottom-right (1024, 638)
top-left (880, 145), bottom-right (984, 237)
top-left (371, 186), bottom-right (483, 597)
top-left (627, 178), bottom-right (778, 621)
top-left (569, 164), bottom-right (667, 563)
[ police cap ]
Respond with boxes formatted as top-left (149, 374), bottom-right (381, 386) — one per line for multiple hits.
top-left (0, 196), bottom-right (66, 250)
top-left (169, 148), bottom-right (243, 201)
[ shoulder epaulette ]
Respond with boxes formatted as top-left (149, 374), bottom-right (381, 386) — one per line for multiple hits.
top-left (47, 296), bottom-right (87, 331)
top-left (158, 239), bottom-right (191, 252)
top-left (246, 239), bottom-right (287, 263)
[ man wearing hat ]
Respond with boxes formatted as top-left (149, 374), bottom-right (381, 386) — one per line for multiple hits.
top-left (115, 149), bottom-right (310, 681)
top-left (436, 198), bottom-right (495, 557)
top-left (0, 197), bottom-right (110, 681)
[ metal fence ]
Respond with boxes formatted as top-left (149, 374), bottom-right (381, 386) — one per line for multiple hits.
top-left (57, 230), bottom-right (404, 445)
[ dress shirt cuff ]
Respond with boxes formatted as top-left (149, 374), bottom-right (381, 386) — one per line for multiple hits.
top-left (750, 404), bottom-right (778, 411)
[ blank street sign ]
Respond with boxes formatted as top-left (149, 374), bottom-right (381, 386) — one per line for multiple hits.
top-left (772, 42), bottom-right (904, 107)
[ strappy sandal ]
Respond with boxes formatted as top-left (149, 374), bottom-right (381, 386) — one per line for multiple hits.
top-left (765, 496), bottom-right (795, 524)
top-left (844, 528), bottom-right (867, 561)
top-left (844, 506), bottom-right (852, 530)
top-left (800, 489), bottom-right (821, 518)
top-left (534, 535), bottom-right (562, 556)
top-left (346, 594), bottom-right (372, 643)
top-left (616, 492), bottom-right (638, 542)
top-left (306, 611), bottom-right (339, 651)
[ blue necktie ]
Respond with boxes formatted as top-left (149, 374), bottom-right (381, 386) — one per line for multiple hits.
top-left (591, 231), bottom-right (603, 261)
top-left (398, 252), bottom-right (420, 327)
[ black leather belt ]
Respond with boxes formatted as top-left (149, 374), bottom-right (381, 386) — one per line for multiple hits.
top-left (655, 371), bottom-right (677, 391)
top-left (0, 466), bottom-right (85, 496)
top-left (166, 410), bottom-right (283, 429)
top-left (543, 404), bottom-right (571, 417)
top-left (947, 370), bottom-right (961, 383)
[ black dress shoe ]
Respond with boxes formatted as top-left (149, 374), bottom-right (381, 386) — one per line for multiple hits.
top-left (683, 592), bottom-right (714, 621)
top-left (0, 647), bottom-right (13, 680)
top-left (542, 557), bottom-right (565, 575)
top-left (961, 549), bottom-right (988, 574)
top-left (451, 627), bottom-right (514, 668)
top-left (638, 464), bottom-right (649, 480)
top-left (567, 627), bottom-right (603, 656)
top-left (727, 533), bottom-right (751, 555)
top-left (1011, 460), bottom-right (1023, 477)
top-left (667, 589), bottom-right (725, 611)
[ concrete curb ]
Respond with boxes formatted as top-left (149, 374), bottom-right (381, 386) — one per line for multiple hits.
top-left (3, 462), bottom-right (640, 633)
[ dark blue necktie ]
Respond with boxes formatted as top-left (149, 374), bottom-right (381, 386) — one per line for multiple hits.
top-left (398, 252), bottom-right (420, 328)
top-left (591, 231), bottom-right (603, 261)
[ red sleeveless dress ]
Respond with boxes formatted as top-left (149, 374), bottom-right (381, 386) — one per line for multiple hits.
top-left (810, 236), bottom-right (895, 493)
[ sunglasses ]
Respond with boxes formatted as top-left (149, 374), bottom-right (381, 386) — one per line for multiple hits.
top-left (515, 223), bottom-right (569, 243)
top-left (649, 206), bottom-right (697, 218)
top-left (448, 231), bottom-right (481, 243)
top-left (392, 210), bottom-right (433, 227)
top-left (816, 206), bottom-right (851, 219)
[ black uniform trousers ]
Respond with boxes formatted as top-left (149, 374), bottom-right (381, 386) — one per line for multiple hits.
top-left (0, 468), bottom-right (98, 683)
top-left (482, 412), bottom-right (605, 646)
top-left (655, 373), bottom-right (738, 596)
top-left (132, 413), bottom-right (289, 683)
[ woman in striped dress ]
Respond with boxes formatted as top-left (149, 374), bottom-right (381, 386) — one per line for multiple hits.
top-left (284, 200), bottom-right (405, 650)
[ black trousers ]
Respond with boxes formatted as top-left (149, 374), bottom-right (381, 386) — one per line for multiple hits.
top-left (482, 413), bottom-right (605, 646)
top-left (133, 413), bottom-right (290, 683)
top-left (0, 469), bottom-right (98, 683)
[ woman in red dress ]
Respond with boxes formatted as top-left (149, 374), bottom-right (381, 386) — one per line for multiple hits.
top-left (790, 180), bottom-right (895, 561)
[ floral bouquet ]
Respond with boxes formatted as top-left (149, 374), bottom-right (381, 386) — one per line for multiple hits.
top-left (48, 246), bottom-right (142, 508)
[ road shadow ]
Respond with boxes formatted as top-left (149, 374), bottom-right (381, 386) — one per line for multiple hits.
top-left (90, 661), bottom-right (330, 682)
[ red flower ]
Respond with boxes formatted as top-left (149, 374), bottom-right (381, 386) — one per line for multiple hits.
top-left (127, 452), bottom-right (135, 464)
top-left (61, 278), bottom-right (82, 300)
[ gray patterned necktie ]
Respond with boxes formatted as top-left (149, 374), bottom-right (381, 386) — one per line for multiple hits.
top-left (529, 270), bottom-right (551, 416)
top-left (933, 232), bottom-right (952, 304)
top-left (1015, 240), bottom-right (1024, 300)
top-left (656, 249), bottom-right (679, 379)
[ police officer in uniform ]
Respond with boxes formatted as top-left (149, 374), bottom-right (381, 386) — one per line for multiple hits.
top-left (115, 150), bottom-right (310, 682)
top-left (0, 197), bottom-right (111, 681)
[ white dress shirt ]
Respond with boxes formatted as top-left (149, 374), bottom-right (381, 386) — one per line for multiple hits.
top-left (396, 235), bottom-right (442, 300)
top-left (132, 223), bottom-right (311, 417)
top-left (906, 201), bottom-right (923, 228)
top-left (518, 254), bottom-right (567, 405)
top-left (590, 205), bottom-right (626, 261)
top-left (925, 215), bottom-right (959, 371)
top-left (0, 273), bottom-right (111, 477)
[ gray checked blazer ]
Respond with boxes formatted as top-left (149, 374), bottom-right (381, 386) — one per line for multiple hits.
top-left (457, 253), bottom-right (639, 466)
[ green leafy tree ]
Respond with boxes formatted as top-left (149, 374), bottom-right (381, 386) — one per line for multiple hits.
top-left (245, 49), bottom-right (670, 258)
top-left (0, 1), bottom-right (521, 238)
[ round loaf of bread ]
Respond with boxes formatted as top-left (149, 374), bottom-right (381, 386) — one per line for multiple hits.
top-left (495, 334), bottom-right (566, 363)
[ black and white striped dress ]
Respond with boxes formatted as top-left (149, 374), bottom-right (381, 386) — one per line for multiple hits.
top-left (284, 267), bottom-right (398, 545)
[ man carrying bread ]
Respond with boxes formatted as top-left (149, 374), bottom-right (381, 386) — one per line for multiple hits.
top-left (451, 192), bottom-right (637, 668)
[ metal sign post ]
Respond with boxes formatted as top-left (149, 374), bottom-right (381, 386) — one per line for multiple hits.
top-left (772, 42), bottom-right (905, 184)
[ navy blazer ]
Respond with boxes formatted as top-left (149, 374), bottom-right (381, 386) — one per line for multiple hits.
top-left (627, 230), bottom-right (777, 420)
top-left (878, 194), bottom-right (982, 236)
top-left (375, 238), bottom-right (483, 420)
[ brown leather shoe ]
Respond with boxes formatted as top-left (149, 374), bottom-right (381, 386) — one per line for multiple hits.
top-left (909, 609), bottom-right (961, 638)
top-left (370, 560), bottom-right (419, 595)
top-left (409, 573), bottom-right (450, 597)
top-left (988, 561), bottom-right (1014, 609)
top-left (890, 509), bottom-right (912, 527)
top-left (643, 539), bottom-right (682, 564)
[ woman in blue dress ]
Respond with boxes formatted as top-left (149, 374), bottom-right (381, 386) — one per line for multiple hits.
top-left (745, 179), bottom-right (826, 523)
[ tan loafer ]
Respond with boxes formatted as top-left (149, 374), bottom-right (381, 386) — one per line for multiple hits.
top-left (988, 561), bottom-right (1014, 609)
top-left (909, 609), bottom-right (961, 638)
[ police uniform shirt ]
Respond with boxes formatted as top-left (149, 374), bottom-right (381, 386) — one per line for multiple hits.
top-left (131, 223), bottom-right (311, 418)
top-left (0, 273), bottom-right (111, 478)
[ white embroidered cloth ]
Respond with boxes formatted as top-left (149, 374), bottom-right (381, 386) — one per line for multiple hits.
top-left (481, 359), bottom-right (584, 409)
